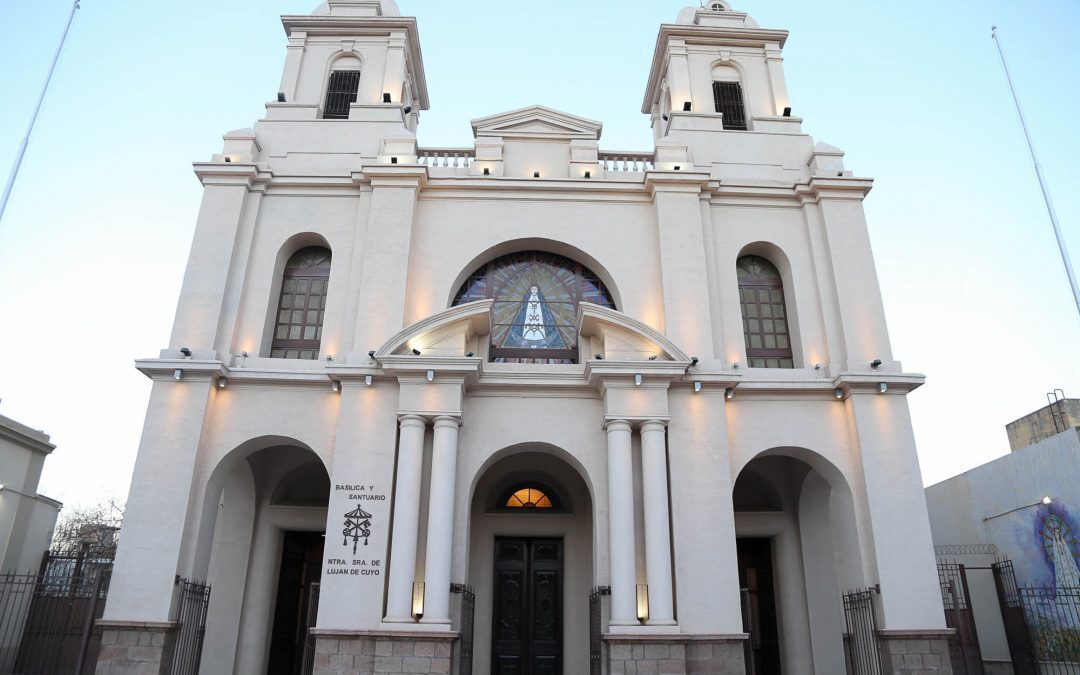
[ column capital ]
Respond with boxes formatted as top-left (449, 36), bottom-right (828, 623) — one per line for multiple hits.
top-left (603, 418), bottom-right (633, 433)
top-left (640, 419), bottom-right (669, 432)
top-left (398, 414), bottom-right (427, 429)
top-left (433, 415), bottom-right (462, 429)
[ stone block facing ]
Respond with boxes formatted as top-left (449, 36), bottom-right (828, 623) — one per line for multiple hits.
top-left (877, 630), bottom-right (954, 675)
top-left (605, 634), bottom-right (747, 675)
top-left (95, 622), bottom-right (177, 675)
top-left (312, 631), bottom-right (456, 675)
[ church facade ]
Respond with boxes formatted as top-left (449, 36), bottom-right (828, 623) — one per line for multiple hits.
top-left (98, 2), bottom-right (953, 674)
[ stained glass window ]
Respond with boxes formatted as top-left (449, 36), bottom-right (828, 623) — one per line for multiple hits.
top-left (505, 488), bottom-right (554, 509)
top-left (452, 251), bottom-right (616, 364)
top-left (270, 246), bottom-right (331, 360)
top-left (737, 255), bottom-right (794, 369)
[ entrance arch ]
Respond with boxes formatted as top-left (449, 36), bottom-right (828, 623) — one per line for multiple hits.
top-left (466, 447), bottom-right (595, 675)
top-left (732, 447), bottom-right (865, 675)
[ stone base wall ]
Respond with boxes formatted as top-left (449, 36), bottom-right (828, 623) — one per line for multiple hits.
top-left (95, 622), bottom-right (176, 675)
top-left (877, 630), bottom-right (955, 675)
top-left (605, 634), bottom-right (747, 675)
top-left (312, 631), bottom-right (456, 675)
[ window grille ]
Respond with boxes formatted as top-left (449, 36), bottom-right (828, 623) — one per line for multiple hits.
top-left (738, 255), bottom-right (794, 368)
top-left (271, 247), bottom-right (331, 360)
top-left (323, 70), bottom-right (361, 120)
top-left (713, 81), bottom-right (748, 131)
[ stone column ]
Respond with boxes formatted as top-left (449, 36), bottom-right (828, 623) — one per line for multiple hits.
top-left (384, 414), bottom-right (427, 623)
top-left (605, 419), bottom-right (638, 626)
top-left (639, 420), bottom-right (676, 625)
top-left (421, 415), bottom-right (461, 626)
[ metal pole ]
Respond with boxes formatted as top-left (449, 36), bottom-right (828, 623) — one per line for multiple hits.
top-left (0, 0), bottom-right (81, 233)
top-left (992, 25), bottom-right (1080, 321)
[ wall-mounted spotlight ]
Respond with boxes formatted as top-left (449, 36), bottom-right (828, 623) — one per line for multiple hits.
top-left (594, 353), bottom-right (603, 360)
top-left (694, 381), bottom-right (702, 393)
top-left (368, 350), bottom-right (377, 359)
top-left (871, 359), bottom-right (882, 369)
top-left (634, 373), bottom-right (643, 386)
top-left (412, 348), bottom-right (421, 356)
top-left (390, 156), bottom-right (398, 164)
top-left (682, 101), bottom-right (692, 111)
top-left (533, 171), bottom-right (541, 178)
top-left (584, 171), bottom-right (591, 179)
top-left (383, 93), bottom-right (392, 103)
top-left (814, 363), bottom-right (821, 370)
top-left (173, 369), bottom-right (183, 381)
top-left (732, 361), bottom-right (740, 369)
top-left (426, 370), bottom-right (435, 382)
top-left (834, 387), bottom-right (844, 400)
top-left (403, 106), bottom-right (412, 114)
top-left (277, 92), bottom-right (286, 103)
top-left (331, 379), bottom-right (341, 393)
top-left (365, 374), bottom-right (373, 386)
top-left (325, 354), bottom-right (334, 362)
top-left (878, 382), bottom-right (888, 394)
top-left (725, 387), bottom-right (735, 400)
top-left (180, 347), bottom-right (192, 357)
top-left (648, 355), bottom-right (658, 361)
top-left (412, 582), bottom-right (425, 620)
top-left (466, 352), bottom-right (475, 357)
top-left (1042, 496), bottom-right (1052, 505)
top-left (662, 114), bottom-right (669, 121)
top-left (782, 106), bottom-right (792, 117)
top-left (691, 356), bottom-right (699, 367)
top-left (217, 377), bottom-right (228, 389)
top-left (673, 165), bottom-right (681, 171)
top-left (483, 167), bottom-right (490, 176)
top-left (636, 584), bottom-right (650, 623)
top-left (224, 157), bottom-right (232, 163)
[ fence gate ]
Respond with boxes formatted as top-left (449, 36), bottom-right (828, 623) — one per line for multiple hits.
top-left (588, 587), bottom-right (608, 675)
top-left (991, 560), bottom-right (1037, 675)
top-left (301, 581), bottom-right (320, 675)
top-left (452, 583), bottom-right (475, 675)
top-left (842, 587), bottom-right (882, 675)
top-left (168, 578), bottom-right (210, 675)
top-left (937, 563), bottom-right (984, 675)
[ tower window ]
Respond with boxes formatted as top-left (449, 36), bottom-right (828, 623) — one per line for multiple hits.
top-left (713, 81), bottom-right (748, 131)
top-left (271, 246), bottom-right (331, 359)
top-left (323, 70), bottom-right (360, 120)
top-left (737, 255), bottom-right (794, 368)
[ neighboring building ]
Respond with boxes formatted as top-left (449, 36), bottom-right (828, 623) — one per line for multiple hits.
top-left (926, 398), bottom-right (1080, 674)
top-left (0, 413), bottom-right (62, 574)
top-left (99, 2), bottom-right (951, 674)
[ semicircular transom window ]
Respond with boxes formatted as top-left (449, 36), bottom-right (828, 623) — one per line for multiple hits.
top-left (505, 487), bottom-right (554, 509)
top-left (453, 251), bottom-right (616, 364)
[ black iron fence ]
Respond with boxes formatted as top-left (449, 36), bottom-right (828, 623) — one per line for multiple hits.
top-left (168, 578), bottom-right (210, 675)
top-left (842, 586), bottom-right (882, 675)
top-left (452, 583), bottom-right (475, 675)
top-left (0, 566), bottom-right (110, 674)
top-left (937, 562), bottom-right (984, 675)
top-left (1015, 586), bottom-right (1080, 673)
top-left (588, 587), bottom-right (608, 675)
top-left (300, 582), bottom-right (320, 675)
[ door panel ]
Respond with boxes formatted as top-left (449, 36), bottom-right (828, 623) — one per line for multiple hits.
top-left (493, 538), bottom-right (563, 675)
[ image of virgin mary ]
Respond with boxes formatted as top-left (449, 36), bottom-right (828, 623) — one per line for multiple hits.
top-left (504, 284), bottom-right (566, 349)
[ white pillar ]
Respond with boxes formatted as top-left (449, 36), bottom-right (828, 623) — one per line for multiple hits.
top-left (384, 414), bottom-right (427, 623)
top-left (606, 419), bottom-right (638, 626)
top-left (640, 420), bottom-right (676, 625)
top-left (421, 415), bottom-right (461, 625)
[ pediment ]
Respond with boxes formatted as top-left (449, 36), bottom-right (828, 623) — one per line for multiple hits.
top-left (471, 105), bottom-right (603, 141)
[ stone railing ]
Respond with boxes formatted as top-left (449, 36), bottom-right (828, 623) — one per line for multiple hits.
top-left (598, 151), bottom-right (655, 172)
top-left (417, 147), bottom-right (475, 168)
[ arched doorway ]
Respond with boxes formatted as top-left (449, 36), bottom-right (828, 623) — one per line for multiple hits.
top-left (195, 442), bottom-right (330, 675)
top-left (732, 450), bottom-right (864, 675)
top-left (467, 449), bottom-right (594, 674)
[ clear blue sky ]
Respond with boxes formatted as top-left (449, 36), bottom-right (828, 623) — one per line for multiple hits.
top-left (0, 0), bottom-right (1077, 509)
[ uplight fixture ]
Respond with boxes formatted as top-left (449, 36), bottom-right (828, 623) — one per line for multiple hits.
top-left (694, 381), bottom-right (702, 393)
top-left (412, 582), bottom-right (425, 620)
top-left (426, 370), bottom-right (435, 382)
top-left (180, 347), bottom-right (192, 357)
top-left (412, 348), bottom-right (421, 356)
top-left (682, 101), bottom-right (692, 111)
top-left (878, 382), bottom-right (888, 394)
top-left (594, 353), bottom-right (603, 360)
top-left (217, 377), bottom-right (227, 389)
top-left (483, 167), bottom-right (490, 176)
top-left (403, 106), bottom-right (412, 114)
top-left (277, 92), bottom-right (286, 103)
top-left (871, 359), bottom-right (882, 369)
top-left (331, 379), bottom-right (341, 393)
top-left (834, 387), bottom-right (844, 400)
top-left (782, 106), bottom-right (792, 117)
top-left (391, 156), bottom-right (398, 164)
top-left (534, 171), bottom-right (541, 178)
top-left (584, 171), bottom-right (591, 179)
top-left (383, 93), bottom-right (392, 103)
top-left (725, 387), bottom-right (735, 400)
top-left (173, 369), bottom-right (183, 381)
top-left (673, 165), bottom-right (681, 171)
top-left (364, 374), bottom-right (373, 386)
top-left (636, 584), bottom-right (650, 623)
top-left (634, 373), bottom-right (643, 386)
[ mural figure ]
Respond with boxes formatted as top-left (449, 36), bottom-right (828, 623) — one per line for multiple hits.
top-left (1042, 511), bottom-right (1080, 591)
top-left (505, 284), bottom-right (565, 349)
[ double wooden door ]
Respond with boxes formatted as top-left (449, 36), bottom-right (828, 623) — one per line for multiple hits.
top-left (492, 538), bottom-right (562, 675)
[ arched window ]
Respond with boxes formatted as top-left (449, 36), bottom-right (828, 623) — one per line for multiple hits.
top-left (505, 487), bottom-right (554, 509)
top-left (452, 251), bottom-right (615, 364)
top-left (737, 255), bottom-right (793, 368)
top-left (271, 246), bottom-right (331, 360)
top-left (322, 57), bottom-right (361, 120)
top-left (712, 64), bottom-right (747, 131)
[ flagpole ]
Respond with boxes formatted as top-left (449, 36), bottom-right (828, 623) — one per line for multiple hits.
top-left (0, 0), bottom-right (81, 234)
top-left (992, 25), bottom-right (1080, 321)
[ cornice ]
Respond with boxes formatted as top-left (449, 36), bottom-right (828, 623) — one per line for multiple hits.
top-left (795, 177), bottom-right (874, 202)
top-left (644, 170), bottom-right (712, 196)
top-left (0, 416), bottom-right (55, 455)
top-left (192, 162), bottom-right (272, 189)
top-left (356, 164), bottom-right (429, 189)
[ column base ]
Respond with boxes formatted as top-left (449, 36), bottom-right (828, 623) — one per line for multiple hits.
top-left (95, 621), bottom-right (177, 674)
top-left (312, 629), bottom-right (456, 675)
top-left (876, 629), bottom-right (955, 675)
top-left (604, 633), bottom-right (747, 675)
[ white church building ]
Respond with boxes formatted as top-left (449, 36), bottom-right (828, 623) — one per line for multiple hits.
top-left (97, 2), bottom-right (954, 674)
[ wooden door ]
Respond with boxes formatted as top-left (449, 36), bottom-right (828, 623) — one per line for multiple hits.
top-left (492, 538), bottom-right (562, 675)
